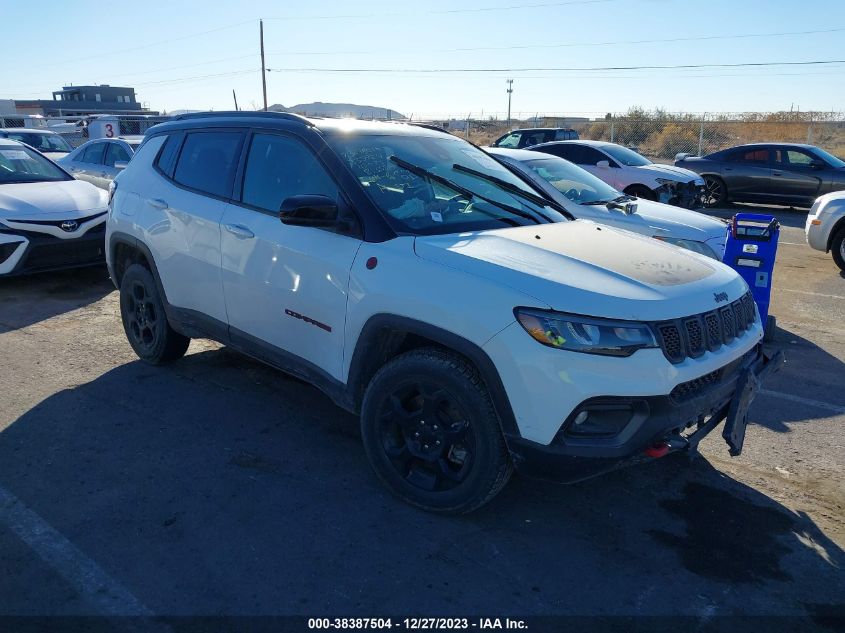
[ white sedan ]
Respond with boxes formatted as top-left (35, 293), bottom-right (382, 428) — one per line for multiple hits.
top-left (0, 139), bottom-right (108, 276)
top-left (527, 140), bottom-right (706, 209)
top-left (806, 190), bottom-right (845, 272)
top-left (489, 147), bottom-right (727, 259)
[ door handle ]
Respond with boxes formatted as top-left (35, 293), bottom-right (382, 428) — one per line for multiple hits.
top-left (773, 171), bottom-right (783, 176)
top-left (146, 198), bottom-right (169, 210)
top-left (724, 167), bottom-right (733, 172)
top-left (224, 223), bottom-right (255, 239)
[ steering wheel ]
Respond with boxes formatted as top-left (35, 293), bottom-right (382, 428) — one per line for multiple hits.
top-left (564, 188), bottom-right (580, 202)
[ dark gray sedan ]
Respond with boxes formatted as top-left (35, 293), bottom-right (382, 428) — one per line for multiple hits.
top-left (676, 143), bottom-right (845, 207)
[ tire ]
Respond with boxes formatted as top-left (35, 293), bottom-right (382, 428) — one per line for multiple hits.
top-left (831, 227), bottom-right (845, 273)
top-left (702, 175), bottom-right (727, 207)
top-left (119, 264), bottom-right (190, 364)
top-left (360, 348), bottom-right (512, 514)
top-left (623, 184), bottom-right (656, 201)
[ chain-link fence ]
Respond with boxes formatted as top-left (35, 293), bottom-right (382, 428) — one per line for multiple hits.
top-left (417, 111), bottom-right (845, 164)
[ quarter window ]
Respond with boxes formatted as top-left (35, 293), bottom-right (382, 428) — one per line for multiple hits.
top-left (241, 133), bottom-right (338, 212)
top-left (104, 143), bottom-right (130, 167)
top-left (173, 131), bottom-right (242, 198)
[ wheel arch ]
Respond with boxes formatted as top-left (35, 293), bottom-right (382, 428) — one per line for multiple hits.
top-left (108, 232), bottom-right (172, 311)
top-left (827, 215), bottom-right (845, 252)
top-left (347, 314), bottom-right (520, 437)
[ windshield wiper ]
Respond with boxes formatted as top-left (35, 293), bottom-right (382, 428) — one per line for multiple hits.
top-left (581, 194), bottom-right (637, 211)
top-left (451, 163), bottom-right (573, 222)
top-left (389, 156), bottom-right (540, 225)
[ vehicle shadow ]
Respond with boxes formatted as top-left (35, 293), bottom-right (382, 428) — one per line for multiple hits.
top-left (753, 325), bottom-right (845, 431)
top-left (0, 265), bottom-right (113, 333)
top-left (0, 349), bottom-right (842, 619)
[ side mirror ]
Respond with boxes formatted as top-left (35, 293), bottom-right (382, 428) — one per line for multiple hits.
top-left (596, 160), bottom-right (610, 169)
top-left (279, 194), bottom-right (341, 228)
top-left (114, 160), bottom-right (128, 170)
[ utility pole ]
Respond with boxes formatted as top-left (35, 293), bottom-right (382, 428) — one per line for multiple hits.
top-left (260, 19), bottom-right (268, 111)
top-left (233, 90), bottom-right (239, 111)
top-left (506, 79), bottom-right (513, 126)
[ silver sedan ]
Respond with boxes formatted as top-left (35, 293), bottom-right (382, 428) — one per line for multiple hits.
top-left (58, 136), bottom-right (143, 190)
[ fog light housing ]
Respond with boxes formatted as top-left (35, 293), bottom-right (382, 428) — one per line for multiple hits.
top-left (561, 400), bottom-right (649, 439)
top-left (0, 242), bottom-right (24, 265)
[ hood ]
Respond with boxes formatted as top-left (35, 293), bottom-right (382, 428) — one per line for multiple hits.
top-left (629, 198), bottom-right (727, 242)
top-left (0, 180), bottom-right (108, 220)
top-left (637, 163), bottom-right (704, 183)
top-left (414, 221), bottom-right (747, 321)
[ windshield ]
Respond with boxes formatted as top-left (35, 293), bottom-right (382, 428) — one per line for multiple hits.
top-left (520, 157), bottom-right (621, 205)
top-left (0, 145), bottom-right (71, 183)
top-left (601, 144), bottom-right (652, 167)
top-left (328, 132), bottom-right (566, 234)
top-left (2, 132), bottom-right (72, 153)
top-left (812, 147), bottom-right (845, 169)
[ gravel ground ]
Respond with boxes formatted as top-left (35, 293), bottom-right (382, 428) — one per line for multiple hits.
top-left (0, 206), bottom-right (842, 627)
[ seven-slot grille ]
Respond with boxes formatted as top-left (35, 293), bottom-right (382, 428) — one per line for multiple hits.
top-left (655, 292), bottom-right (757, 364)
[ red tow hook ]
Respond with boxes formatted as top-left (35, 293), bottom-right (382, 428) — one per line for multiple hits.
top-left (644, 442), bottom-right (671, 458)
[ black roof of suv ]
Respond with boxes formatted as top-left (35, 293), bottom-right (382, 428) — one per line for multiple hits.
top-left (491, 127), bottom-right (579, 149)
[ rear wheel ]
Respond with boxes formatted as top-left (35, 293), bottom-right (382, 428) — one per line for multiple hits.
top-left (703, 175), bottom-right (727, 207)
top-left (360, 348), bottom-right (512, 514)
top-left (623, 184), bottom-right (656, 201)
top-left (119, 264), bottom-right (190, 364)
top-left (831, 227), bottom-right (845, 273)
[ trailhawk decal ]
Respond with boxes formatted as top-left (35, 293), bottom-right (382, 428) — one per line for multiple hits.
top-left (285, 309), bottom-right (332, 332)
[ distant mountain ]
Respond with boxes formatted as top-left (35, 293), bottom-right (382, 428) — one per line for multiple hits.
top-left (267, 102), bottom-right (405, 120)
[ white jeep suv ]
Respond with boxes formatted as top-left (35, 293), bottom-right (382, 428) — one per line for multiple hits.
top-left (106, 113), bottom-right (782, 513)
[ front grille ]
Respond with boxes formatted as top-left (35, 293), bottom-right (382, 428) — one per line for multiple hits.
top-left (19, 237), bottom-right (104, 272)
top-left (655, 291), bottom-right (757, 364)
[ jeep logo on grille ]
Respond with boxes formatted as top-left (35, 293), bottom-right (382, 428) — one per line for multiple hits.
top-left (60, 220), bottom-right (79, 233)
top-left (714, 291), bottom-right (729, 303)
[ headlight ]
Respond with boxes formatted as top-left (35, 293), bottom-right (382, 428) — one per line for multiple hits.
top-left (654, 236), bottom-right (719, 260)
top-left (514, 308), bottom-right (658, 357)
top-left (654, 178), bottom-right (678, 187)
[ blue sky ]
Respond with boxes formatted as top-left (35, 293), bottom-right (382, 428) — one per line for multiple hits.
top-left (4, 0), bottom-right (845, 118)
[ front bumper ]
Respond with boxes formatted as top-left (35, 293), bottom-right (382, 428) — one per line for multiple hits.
top-left (504, 345), bottom-right (784, 483)
top-left (0, 226), bottom-right (105, 276)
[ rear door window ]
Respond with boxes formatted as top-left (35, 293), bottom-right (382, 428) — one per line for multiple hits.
top-left (80, 142), bottom-right (107, 165)
top-left (172, 131), bottom-right (243, 198)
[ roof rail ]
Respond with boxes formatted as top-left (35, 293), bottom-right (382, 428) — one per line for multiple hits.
top-left (172, 111), bottom-right (315, 126)
top-left (402, 122), bottom-right (451, 134)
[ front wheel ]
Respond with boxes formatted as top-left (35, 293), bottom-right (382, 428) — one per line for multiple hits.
top-left (831, 227), bottom-right (845, 273)
top-left (119, 264), bottom-right (190, 364)
top-left (702, 175), bottom-right (727, 207)
top-left (360, 348), bottom-right (512, 514)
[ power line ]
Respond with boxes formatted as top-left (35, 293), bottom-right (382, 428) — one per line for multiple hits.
top-left (262, 0), bottom-right (622, 21)
top-left (23, 20), bottom-right (256, 70)
top-left (267, 59), bottom-right (845, 74)
top-left (264, 25), bottom-right (845, 57)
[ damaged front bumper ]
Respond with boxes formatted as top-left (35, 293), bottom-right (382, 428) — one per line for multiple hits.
top-left (505, 345), bottom-right (785, 484)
